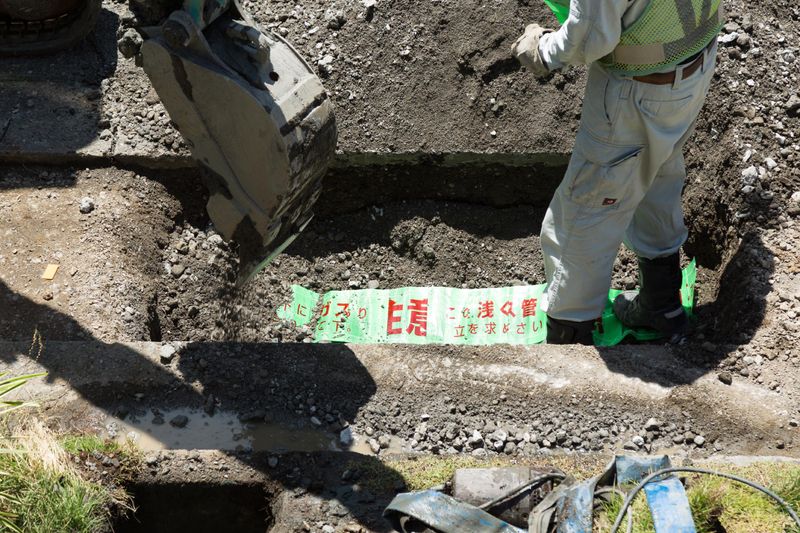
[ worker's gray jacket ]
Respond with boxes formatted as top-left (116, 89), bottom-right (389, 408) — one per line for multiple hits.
top-left (539, 0), bottom-right (652, 69)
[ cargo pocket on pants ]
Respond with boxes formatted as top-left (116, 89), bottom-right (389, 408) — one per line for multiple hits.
top-left (566, 138), bottom-right (644, 211)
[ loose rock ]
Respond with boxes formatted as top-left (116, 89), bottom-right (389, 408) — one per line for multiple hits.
top-left (79, 197), bottom-right (95, 214)
top-left (169, 415), bottom-right (189, 428)
top-left (718, 372), bottom-right (733, 386)
top-left (159, 343), bottom-right (176, 364)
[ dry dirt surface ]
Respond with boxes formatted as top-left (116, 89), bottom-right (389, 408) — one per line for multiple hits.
top-left (240, 0), bottom-right (586, 155)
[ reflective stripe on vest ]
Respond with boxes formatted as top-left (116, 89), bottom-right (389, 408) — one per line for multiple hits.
top-left (600, 0), bottom-right (725, 76)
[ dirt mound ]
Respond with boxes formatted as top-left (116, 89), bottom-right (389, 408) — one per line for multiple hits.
top-left (240, 0), bottom-right (583, 155)
top-left (153, 200), bottom-right (551, 342)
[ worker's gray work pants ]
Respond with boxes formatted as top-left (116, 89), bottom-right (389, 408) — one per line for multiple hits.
top-left (541, 43), bottom-right (717, 322)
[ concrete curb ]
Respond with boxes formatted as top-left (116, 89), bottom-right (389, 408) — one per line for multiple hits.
top-left (0, 341), bottom-right (794, 458)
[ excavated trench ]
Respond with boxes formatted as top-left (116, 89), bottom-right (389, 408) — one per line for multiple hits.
top-left (0, 156), bottom-right (772, 349)
top-left (115, 482), bottom-right (273, 533)
top-left (148, 159), bottom-right (758, 348)
top-left (0, 159), bottom-right (788, 532)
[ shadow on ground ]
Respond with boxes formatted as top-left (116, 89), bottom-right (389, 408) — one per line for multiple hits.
top-left (0, 278), bottom-right (402, 532)
top-left (320, 162), bottom-right (568, 217)
top-left (694, 232), bottom-right (775, 345)
top-left (0, 8), bottom-right (119, 168)
top-left (596, 232), bottom-right (774, 388)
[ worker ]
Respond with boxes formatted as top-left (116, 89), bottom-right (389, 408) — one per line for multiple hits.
top-left (512, 0), bottom-right (724, 345)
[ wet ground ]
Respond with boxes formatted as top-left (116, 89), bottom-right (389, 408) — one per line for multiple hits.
top-left (108, 406), bottom-right (402, 456)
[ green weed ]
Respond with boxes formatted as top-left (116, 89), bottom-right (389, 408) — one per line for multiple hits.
top-left (0, 422), bottom-right (129, 533)
top-left (594, 464), bottom-right (800, 533)
top-left (61, 434), bottom-right (122, 456)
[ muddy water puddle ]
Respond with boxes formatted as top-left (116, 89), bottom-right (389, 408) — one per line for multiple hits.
top-left (105, 408), bottom-right (402, 455)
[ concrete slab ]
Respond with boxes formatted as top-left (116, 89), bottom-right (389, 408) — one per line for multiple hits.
top-left (0, 341), bottom-right (794, 458)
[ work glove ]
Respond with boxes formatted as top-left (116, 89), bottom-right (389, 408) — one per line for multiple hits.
top-left (512, 24), bottom-right (554, 78)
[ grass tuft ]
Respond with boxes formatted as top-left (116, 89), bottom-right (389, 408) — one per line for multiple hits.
top-left (593, 464), bottom-right (800, 533)
top-left (394, 455), bottom-right (513, 492)
top-left (379, 454), bottom-right (606, 494)
top-left (61, 434), bottom-right (123, 456)
top-left (0, 421), bottom-right (131, 532)
top-left (0, 371), bottom-right (46, 417)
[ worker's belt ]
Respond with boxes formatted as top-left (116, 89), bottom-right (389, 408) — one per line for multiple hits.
top-left (632, 47), bottom-right (706, 85)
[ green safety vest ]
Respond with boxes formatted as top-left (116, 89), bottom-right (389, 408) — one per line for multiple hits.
top-left (600, 0), bottom-right (725, 76)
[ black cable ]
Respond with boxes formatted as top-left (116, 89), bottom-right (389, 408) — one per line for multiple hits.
top-left (595, 487), bottom-right (634, 533)
top-left (479, 472), bottom-right (566, 512)
top-left (610, 467), bottom-right (800, 533)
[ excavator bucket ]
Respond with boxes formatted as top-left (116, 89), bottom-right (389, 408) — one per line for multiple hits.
top-left (138, 1), bottom-right (337, 284)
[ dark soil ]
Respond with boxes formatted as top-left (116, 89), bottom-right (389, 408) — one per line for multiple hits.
top-left (152, 187), bottom-right (664, 344)
top-left (240, 0), bottom-right (584, 155)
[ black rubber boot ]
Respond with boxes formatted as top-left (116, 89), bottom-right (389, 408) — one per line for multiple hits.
top-left (613, 253), bottom-right (688, 343)
top-left (546, 316), bottom-right (595, 345)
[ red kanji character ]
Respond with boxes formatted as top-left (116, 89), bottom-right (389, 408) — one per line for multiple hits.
top-left (296, 304), bottom-right (308, 317)
top-left (462, 307), bottom-right (471, 319)
top-left (336, 302), bottom-right (351, 318)
top-left (387, 299), bottom-right (403, 335)
top-left (485, 322), bottom-right (497, 335)
top-left (477, 300), bottom-right (494, 319)
top-left (358, 307), bottom-right (367, 320)
top-left (448, 307), bottom-right (457, 320)
top-left (501, 301), bottom-right (516, 317)
top-left (280, 303), bottom-right (290, 314)
top-left (406, 298), bottom-right (429, 337)
top-left (502, 323), bottom-right (510, 334)
top-left (320, 301), bottom-right (331, 317)
top-left (468, 323), bottom-right (478, 335)
top-left (454, 325), bottom-right (465, 338)
top-left (517, 323), bottom-right (526, 335)
top-left (335, 322), bottom-right (345, 332)
top-left (522, 298), bottom-right (538, 318)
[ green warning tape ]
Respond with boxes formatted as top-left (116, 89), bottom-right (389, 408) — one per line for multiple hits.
top-left (543, 0), bottom-right (571, 24)
top-left (277, 261), bottom-right (696, 347)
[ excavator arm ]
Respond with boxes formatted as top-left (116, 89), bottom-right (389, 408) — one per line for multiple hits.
top-left (137, 0), bottom-right (337, 284)
top-left (1, 0), bottom-right (337, 285)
